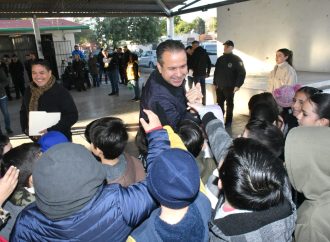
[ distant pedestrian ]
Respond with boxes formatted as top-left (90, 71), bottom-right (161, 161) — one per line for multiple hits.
top-left (88, 53), bottom-right (99, 87)
top-left (268, 48), bottom-right (297, 93)
top-left (24, 53), bottom-right (37, 83)
top-left (71, 44), bottom-right (85, 60)
top-left (9, 54), bottom-right (25, 99)
top-left (72, 55), bottom-right (86, 91)
top-left (127, 53), bottom-right (140, 101)
top-left (0, 68), bottom-right (13, 134)
top-left (107, 49), bottom-right (120, 96)
top-left (123, 46), bottom-right (131, 85)
top-left (213, 40), bottom-right (246, 127)
top-left (0, 55), bottom-right (12, 101)
top-left (191, 41), bottom-right (211, 104)
top-left (97, 48), bottom-right (108, 84)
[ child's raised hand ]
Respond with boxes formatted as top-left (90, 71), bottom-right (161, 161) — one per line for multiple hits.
top-left (140, 109), bottom-right (162, 133)
top-left (0, 166), bottom-right (19, 206)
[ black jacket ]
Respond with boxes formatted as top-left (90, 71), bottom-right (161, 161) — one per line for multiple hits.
top-left (191, 46), bottom-right (211, 77)
top-left (9, 61), bottom-right (24, 80)
top-left (213, 53), bottom-right (246, 88)
top-left (20, 82), bottom-right (78, 140)
top-left (140, 70), bottom-right (199, 131)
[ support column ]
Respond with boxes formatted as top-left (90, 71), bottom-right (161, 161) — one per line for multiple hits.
top-left (32, 15), bottom-right (44, 59)
top-left (166, 17), bottom-right (174, 39)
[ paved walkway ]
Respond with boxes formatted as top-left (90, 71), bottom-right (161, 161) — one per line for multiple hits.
top-left (7, 69), bottom-right (329, 155)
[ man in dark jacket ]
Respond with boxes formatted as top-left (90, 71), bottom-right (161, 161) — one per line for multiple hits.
top-left (213, 40), bottom-right (246, 127)
top-left (9, 54), bottom-right (25, 99)
top-left (122, 46), bottom-right (131, 85)
top-left (140, 40), bottom-right (201, 131)
top-left (1, 55), bottom-right (13, 101)
top-left (191, 41), bottom-right (211, 104)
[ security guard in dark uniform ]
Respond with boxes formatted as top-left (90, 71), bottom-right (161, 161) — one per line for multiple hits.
top-left (213, 40), bottom-right (246, 127)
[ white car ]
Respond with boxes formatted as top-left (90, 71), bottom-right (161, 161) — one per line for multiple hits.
top-left (138, 50), bottom-right (157, 68)
top-left (200, 42), bottom-right (217, 66)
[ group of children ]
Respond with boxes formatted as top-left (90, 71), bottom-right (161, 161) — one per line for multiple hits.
top-left (0, 83), bottom-right (328, 241)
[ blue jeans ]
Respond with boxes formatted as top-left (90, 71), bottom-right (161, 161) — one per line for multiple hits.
top-left (133, 79), bottom-right (140, 99)
top-left (98, 66), bottom-right (108, 83)
top-left (0, 96), bottom-right (11, 131)
top-left (108, 68), bottom-right (119, 94)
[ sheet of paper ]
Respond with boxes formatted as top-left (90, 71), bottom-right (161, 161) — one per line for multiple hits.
top-left (29, 111), bottom-right (61, 136)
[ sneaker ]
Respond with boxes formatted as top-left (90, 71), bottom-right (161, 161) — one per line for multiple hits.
top-left (108, 92), bottom-right (115, 96)
top-left (6, 129), bottom-right (13, 135)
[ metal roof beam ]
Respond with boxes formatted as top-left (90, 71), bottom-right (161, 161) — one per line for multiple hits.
top-left (171, 0), bottom-right (249, 16)
top-left (154, 0), bottom-right (171, 16)
top-left (177, 0), bottom-right (200, 11)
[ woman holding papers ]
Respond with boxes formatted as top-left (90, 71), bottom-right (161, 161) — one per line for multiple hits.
top-left (20, 59), bottom-right (78, 141)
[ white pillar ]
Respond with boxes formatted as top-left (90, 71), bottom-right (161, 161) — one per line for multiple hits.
top-left (166, 17), bottom-right (174, 39)
top-left (32, 16), bottom-right (44, 59)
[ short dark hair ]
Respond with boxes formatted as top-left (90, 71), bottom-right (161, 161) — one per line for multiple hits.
top-left (219, 138), bottom-right (286, 211)
top-left (1, 143), bottom-right (40, 189)
top-left (177, 120), bottom-right (204, 157)
top-left (156, 40), bottom-right (185, 65)
top-left (249, 103), bottom-right (279, 125)
top-left (297, 86), bottom-right (322, 99)
top-left (310, 93), bottom-right (330, 121)
top-left (248, 92), bottom-right (278, 112)
top-left (185, 45), bottom-right (192, 51)
top-left (0, 134), bottom-right (9, 159)
top-left (31, 59), bottom-right (52, 72)
top-left (89, 117), bottom-right (128, 160)
top-left (245, 119), bottom-right (284, 157)
top-left (191, 40), bottom-right (199, 45)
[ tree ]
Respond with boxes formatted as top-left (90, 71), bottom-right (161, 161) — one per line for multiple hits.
top-left (174, 16), bottom-right (193, 34)
top-left (95, 17), bottom-right (161, 47)
top-left (127, 17), bottom-right (161, 44)
top-left (192, 17), bottom-right (205, 34)
top-left (74, 29), bottom-right (97, 45)
top-left (207, 17), bottom-right (217, 33)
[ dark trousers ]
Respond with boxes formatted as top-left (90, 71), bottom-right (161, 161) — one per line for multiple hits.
top-left (119, 66), bottom-right (125, 83)
top-left (216, 87), bottom-right (235, 124)
top-left (12, 77), bottom-right (25, 98)
top-left (5, 85), bottom-right (12, 99)
top-left (108, 68), bottom-right (119, 94)
top-left (193, 76), bottom-right (206, 104)
top-left (98, 66), bottom-right (108, 83)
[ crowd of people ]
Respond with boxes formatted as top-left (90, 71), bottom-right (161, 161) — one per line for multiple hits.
top-left (0, 39), bottom-right (328, 241)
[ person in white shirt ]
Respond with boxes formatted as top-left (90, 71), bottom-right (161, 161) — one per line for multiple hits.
top-left (268, 48), bottom-right (297, 93)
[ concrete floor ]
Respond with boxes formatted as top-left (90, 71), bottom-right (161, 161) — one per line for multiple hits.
top-left (7, 69), bottom-right (248, 156)
top-left (8, 68), bottom-right (330, 154)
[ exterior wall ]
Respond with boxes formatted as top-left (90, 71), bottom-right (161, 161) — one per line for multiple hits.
top-left (217, 0), bottom-right (330, 73)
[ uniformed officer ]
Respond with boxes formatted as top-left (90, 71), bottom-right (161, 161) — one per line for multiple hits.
top-left (213, 40), bottom-right (246, 127)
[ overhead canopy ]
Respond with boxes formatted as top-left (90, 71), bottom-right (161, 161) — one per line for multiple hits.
top-left (0, 0), bottom-right (249, 18)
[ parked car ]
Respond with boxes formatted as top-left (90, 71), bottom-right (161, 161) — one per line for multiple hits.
top-left (138, 50), bottom-right (157, 68)
top-left (200, 42), bottom-right (217, 66)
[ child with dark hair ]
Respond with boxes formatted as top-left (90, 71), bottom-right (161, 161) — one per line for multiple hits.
top-left (188, 103), bottom-right (288, 208)
top-left (248, 92), bottom-right (278, 113)
top-left (0, 134), bottom-right (11, 160)
top-left (177, 119), bottom-right (217, 184)
top-left (86, 117), bottom-right (145, 187)
top-left (128, 110), bottom-right (211, 242)
top-left (244, 119), bottom-right (284, 158)
top-left (249, 103), bottom-right (284, 131)
top-left (0, 143), bottom-right (40, 239)
top-left (297, 93), bottom-right (330, 127)
top-left (209, 138), bottom-right (296, 241)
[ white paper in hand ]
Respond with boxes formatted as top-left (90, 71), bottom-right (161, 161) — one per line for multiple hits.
top-left (29, 111), bottom-right (61, 136)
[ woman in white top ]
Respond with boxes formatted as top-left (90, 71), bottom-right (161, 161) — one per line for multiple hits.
top-left (268, 48), bottom-right (297, 93)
